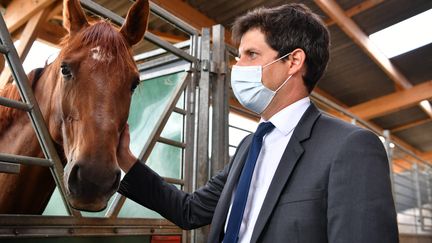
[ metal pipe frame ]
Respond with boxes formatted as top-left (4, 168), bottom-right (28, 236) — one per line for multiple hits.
top-left (0, 96), bottom-right (32, 111)
top-left (0, 153), bottom-right (53, 167)
top-left (194, 27), bottom-right (211, 243)
top-left (0, 162), bottom-right (20, 174)
top-left (149, 2), bottom-right (198, 36)
top-left (211, 25), bottom-right (229, 176)
top-left (0, 11), bottom-right (78, 217)
top-left (183, 33), bottom-right (200, 243)
top-left (0, 215), bottom-right (180, 238)
top-left (0, 43), bottom-right (8, 54)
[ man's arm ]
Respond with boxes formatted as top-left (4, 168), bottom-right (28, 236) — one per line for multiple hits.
top-left (116, 125), bottom-right (248, 230)
top-left (116, 125), bottom-right (227, 229)
top-left (327, 129), bottom-right (399, 242)
top-left (119, 160), bottom-right (228, 229)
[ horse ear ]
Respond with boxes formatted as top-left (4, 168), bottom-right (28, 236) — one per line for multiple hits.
top-left (119, 0), bottom-right (149, 46)
top-left (63, 0), bottom-right (89, 34)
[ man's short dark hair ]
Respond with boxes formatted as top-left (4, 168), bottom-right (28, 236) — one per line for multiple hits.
top-left (232, 3), bottom-right (330, 93)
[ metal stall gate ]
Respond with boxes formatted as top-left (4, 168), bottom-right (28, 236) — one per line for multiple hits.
top-left (0, 1), bottom-right (230, 243)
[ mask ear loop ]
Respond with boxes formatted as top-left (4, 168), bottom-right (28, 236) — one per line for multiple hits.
top-left (275, 74), bottom-right (293, 92)
top-left (263, 52), bottom-right (293, 68)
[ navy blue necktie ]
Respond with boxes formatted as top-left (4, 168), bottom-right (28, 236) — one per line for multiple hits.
top-left (223, 122), bottom-right (275, 243)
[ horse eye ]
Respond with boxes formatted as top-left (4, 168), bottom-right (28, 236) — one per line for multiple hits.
top-left (131, 78), bottom-right (140, 92)
top-left (60, 63), bottom-right (73, 79)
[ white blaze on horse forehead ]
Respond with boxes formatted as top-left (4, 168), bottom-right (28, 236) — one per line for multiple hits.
top-left (90, 46), bottom-right (113, 62)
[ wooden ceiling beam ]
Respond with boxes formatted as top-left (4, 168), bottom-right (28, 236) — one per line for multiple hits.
top-left (3, 0), bottom-right (56, 35)
top-left (314, 0), bottom-right (412, 90)
top-left (151, 0), bottom-right (233, 44)
top-left (423, 151), bottom-right (432, 162)
top-left (349, 80), bottom-right (432, 119)
top-left (37, 21), bottom-right (66, 46)
top-left (391, 118), bottom-right (431, 133)
top-left (0, 5), bottom-right (53, 88)
top-left (148, 29), bottom-right (188, 43)
top-left (324, 0), bottom-right (385, 26)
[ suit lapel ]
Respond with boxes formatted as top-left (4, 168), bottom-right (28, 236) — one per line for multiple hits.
top-left (208, 134), bottom-right (253, 243)
top-left (250, 103), bottom-right (321, 242)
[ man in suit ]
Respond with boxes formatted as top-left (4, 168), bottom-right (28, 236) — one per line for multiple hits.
top-left (117, 3), bottom-right (398, 243)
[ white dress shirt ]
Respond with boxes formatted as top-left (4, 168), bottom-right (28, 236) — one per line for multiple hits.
top-left (225, 97), bottom-right (311, 243)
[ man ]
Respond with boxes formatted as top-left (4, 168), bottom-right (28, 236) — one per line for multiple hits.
top-left (117, 3), bottom-right (398, 243)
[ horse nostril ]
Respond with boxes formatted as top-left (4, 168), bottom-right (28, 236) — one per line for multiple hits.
top-left (68, 164), bottom-right (80, 195)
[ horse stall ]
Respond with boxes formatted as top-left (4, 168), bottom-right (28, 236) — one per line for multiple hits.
top-left (0, 0), bottom-right (230, 243)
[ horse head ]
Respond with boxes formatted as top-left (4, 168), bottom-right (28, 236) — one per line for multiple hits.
top-left (52, 0), bottom-right (149, 212)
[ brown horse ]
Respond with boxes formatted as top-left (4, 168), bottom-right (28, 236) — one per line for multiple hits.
top-left (0, 0), bottom-right (149, 213)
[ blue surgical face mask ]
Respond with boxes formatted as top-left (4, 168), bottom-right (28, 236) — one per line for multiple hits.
top-left (231, 52), bottom-right (293, 114)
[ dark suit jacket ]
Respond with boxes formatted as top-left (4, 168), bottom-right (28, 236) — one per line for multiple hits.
top-left (119, 103), bottom-right (399, 243)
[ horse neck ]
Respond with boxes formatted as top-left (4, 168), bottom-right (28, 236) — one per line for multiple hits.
top-left (0, 63), bottom-right (61, 156)
top-left (34, 63), bottom-right (63, 142)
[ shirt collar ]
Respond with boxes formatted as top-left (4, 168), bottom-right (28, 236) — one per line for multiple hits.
top-left (260, 97), bottom-right (311, 136)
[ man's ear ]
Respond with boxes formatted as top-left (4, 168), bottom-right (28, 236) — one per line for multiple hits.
top-left (286, 48), bottom-right (306, 75)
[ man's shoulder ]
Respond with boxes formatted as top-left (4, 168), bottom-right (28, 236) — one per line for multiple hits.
top-left (316, 113), bottom-right (366, 134)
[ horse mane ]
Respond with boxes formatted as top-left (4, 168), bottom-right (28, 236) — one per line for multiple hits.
top-left (0, 68), bottom-right (45, 131)
top-left (59, 21), bottom-right (136, 80)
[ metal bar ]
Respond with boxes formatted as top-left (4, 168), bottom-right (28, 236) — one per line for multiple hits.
top-left (79, 0), bottom-right (196, 63)
top-left (0, 215), bottom-right (180, 238)
top-left (105, 193), bottom-right (126, 218)
top-left (157, 136), bottom-right (186, 148)
top-left (0, 215), bottom-right (178, 226)
top-left (0, 162), bottom-right (20, 174)
top-left (0, 153), bottom-right (53, 167)
top-left (0, 43), bottom-right (8, 54)
top-left (211, 25), bottom-right (229, 177)
top-left (396, 201), bottom-right (418, 209)
top-left (195, 27), bottom-right (211, 243)
top-left (145, 32), bottom-right (196, 63)
top-left (0, 96), bottom-right (32, 111)
top-left (229, 124), bottom-right (253, 134)
top-left (163, 177), bottom-right (185, 185)
top-left (383, 130), bottom-right (396, 202)
top-left (393, 181), bottom-right (415, 190)
top-left (108, 73), bottom-right (191, 218)
top-left (137, 54), bottom-right (182, 73)
top-left (413, 164), bottom-right (424, 231)
top-left (173, 107), bottom-right (187, 115)
top-left (394, 191), bottom-right (416, 200)
top-left (149, 2), bottom-right (199, 36)
top-left (0, 14), bottom-right (79, 216)
top-left (183, 34), bottom-right (199, 243)
top-left (0, 227), bottom-right (181, 238)
top-left (134, 40), bottom-right (191, 61)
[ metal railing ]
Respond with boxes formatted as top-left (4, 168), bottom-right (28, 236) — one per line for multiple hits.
top-left (0, 5), bottom-right (79, 217)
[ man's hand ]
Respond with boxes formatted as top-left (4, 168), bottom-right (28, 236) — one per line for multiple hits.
top-left (117, 124), bottom-right (138, 173)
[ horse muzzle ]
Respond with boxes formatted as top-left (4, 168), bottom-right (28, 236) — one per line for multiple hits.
top-left (64, 161), bottom-right (121, 212)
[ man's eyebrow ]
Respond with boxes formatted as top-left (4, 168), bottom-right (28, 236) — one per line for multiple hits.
top-left (239, 47), bottom-right (260, 55)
